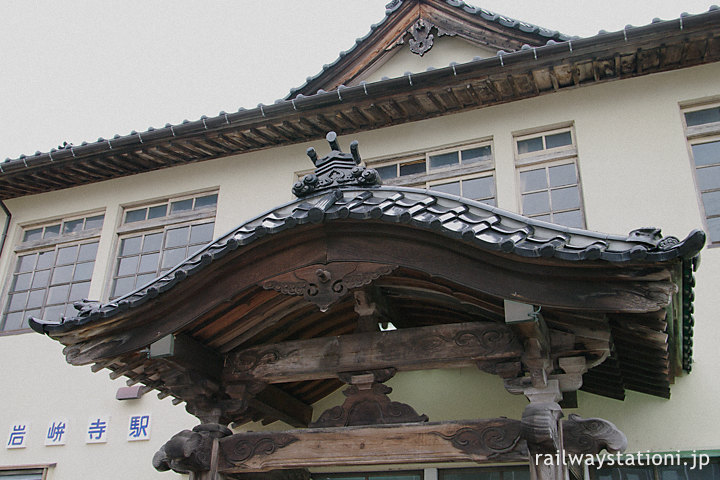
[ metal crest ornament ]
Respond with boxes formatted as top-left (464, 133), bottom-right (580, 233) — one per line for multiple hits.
top-left (409, 19), bottom-right (435, 56)
top-left (292, 132), bottom-right (381, 198)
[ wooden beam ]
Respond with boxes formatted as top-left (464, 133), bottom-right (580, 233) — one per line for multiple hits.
top-left (226, 321), bottom-right (521, 384)
top-left (251, 386), bottom-right (313, 428)
top-left (217, 419), bottom-right (526, 472)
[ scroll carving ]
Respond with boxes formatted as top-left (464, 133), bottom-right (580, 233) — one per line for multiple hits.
top-left (521, 401), bottom-right (563, 454)
top-left (262, 262), bottom-right (397, 311)
top-left (226, 433), bottom-right (299, 466)
top-left (562, 414), bottom-right (628, 454)
top-left (432, 421), bottom-right (523, 457)
top-left (311, 381), bottom-right (428, 428)
top-left (153, 424), bottom-right (232, 475)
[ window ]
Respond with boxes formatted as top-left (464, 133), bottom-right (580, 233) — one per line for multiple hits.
top-left (313, 471), bottom-right (422, 480)
top-left (593, 455), bottom-right (720, 480)
top-left (515, 127), bottom-right (585, 228)
top-left (0, 465), bottom-right (52, 480)
top-left (370, 142), bottom-right (496, 206)
top-left (2, 214), bottom-right (103, 332)
top-left (439, 467), bottom-right (529, 480)
top-left (111, 192), bottom-right (217, 299)
top-left (684, 103), bottom-right (720, 245)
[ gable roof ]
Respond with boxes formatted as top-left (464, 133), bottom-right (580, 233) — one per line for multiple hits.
top-left (0, 5), bottom-right (718, 200)
top-left (286, 0), bottom-right (572, 99)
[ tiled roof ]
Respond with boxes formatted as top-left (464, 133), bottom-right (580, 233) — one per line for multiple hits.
top-left (286, 0), bottom-right (572, 99)
top-left (30, 184), bottom-right (705, 335)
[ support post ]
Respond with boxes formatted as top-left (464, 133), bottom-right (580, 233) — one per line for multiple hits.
top-left (521, 380), bottom-right (567, 480)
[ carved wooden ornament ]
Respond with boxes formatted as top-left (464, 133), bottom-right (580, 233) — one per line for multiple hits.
top-left (261, 262), bottom-right (397, 311)
top-left (562, 414), bottom-right (628, 454)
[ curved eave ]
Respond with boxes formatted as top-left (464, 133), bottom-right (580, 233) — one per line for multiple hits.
top-left (30, 185), bottom-right (705, 336)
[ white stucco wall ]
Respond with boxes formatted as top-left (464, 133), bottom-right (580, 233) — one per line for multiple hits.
top-left (1, 57), bottom-right (719, 478)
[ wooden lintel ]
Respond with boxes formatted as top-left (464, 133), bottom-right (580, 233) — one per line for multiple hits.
top-left (226, 321), bottom-right (521, 384)
top-left (218, 419), bottom-right (526, 473)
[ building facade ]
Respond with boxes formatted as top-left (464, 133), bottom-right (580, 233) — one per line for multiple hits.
top-left (1, 1), bottom-right (720, 479)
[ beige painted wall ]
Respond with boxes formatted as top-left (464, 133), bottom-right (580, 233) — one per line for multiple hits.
top-left (1, 59), bottom-right (719, 478)
top-left (359, 36), bottom-right (497, 84)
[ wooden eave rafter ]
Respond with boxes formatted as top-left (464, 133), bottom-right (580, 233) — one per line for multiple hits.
top-left (1, 9), bottom-right (719, 200)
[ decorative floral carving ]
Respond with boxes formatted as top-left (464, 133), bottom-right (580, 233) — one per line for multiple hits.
top-left (409, 19), bottom-right (435, 56)
top-left (310, 381), bottom-right (428, 428)
top-left (432, 422), bottom-right (523, 457)
top-left (262, 262), bottom-right (397, 311)
top-left (562, 414), bottom-right (628, 454)
top-left (227, 434), bottom-right (299, 465)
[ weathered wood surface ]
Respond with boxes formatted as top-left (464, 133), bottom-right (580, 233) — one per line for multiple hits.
top-left (218, 419), bottom-right (527, 472)
top-left (226, 321), bottom-right (521, 383)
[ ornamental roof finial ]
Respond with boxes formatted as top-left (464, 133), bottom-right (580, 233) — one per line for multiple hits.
top-left (292, 132), bottom-right (382, 198)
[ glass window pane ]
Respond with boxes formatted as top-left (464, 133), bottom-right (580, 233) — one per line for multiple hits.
top-left (522, 191), bottom-right (550, 215)
top-left (170, 199), bottom-right (193, 213)
top-left (692, 141), bottom-right (720, 167)
top-left (430, 181), bottom-right (461, 196)
top-left (545, 131), bottom-right (572, 148)
top-left (31, 269), bottom-right (51, 289)
top-left (518, 136), bottom-right (543, 154)
top-left (69, 282), bottom-right (91, 302)
top-left (461, 146), bottom-right (492, 164)
top-left (3, 311), bottom-right (26, 331)
top-left (117, 256), bottom-right (139, 276)
top-left (686, 107), bottom-right (720, 126)
top-left (84, 214), bottom-right (104, 230)
top-left (708, 216), bottom-right (720, 243)
top-left (16, 254), bottom-right (37, 273)
top-left (65, 303), bottom-right (79, 318)
top-left (73, 262), bottom-right (95, 281)
top-left (125, 208), bottom-right (147, 223)
top-left (120, 236), bottom-right (142, 256)
top-left (399, 160), bottom-right (426, 176)
top-left (136, 273), bottom-right (157, 287)
top-left (463, 176), bottom-right (495, 200)
top-left (701, 190), bottom-right (720, 216)
top-left (11, 272), bottom-right (33, 292)
top-left (26, 289), bottom-right (45, 309)
top-left (77, 242), bottom-right (99, 262)
top-left (194, 194), bottom-right (218, 209)
top-left (165, 226), bottom-right (190, 248)
top-left (429, 151), bottom-right (459, 169)
top-left (549, 164), bottom-right (577, 187)
top-left (47, 285), bottom-right (70, 305)
top-left (143, 233), bottom-right (163, 252)
top-left (51, 265), bottom-right (74, 285)
top-left (62, 218), bottom-right (84, 234)
top-left (696, 164), bottom-right (720, 191)
top-left (532, 214), bottom-right (552, 223)
top-left (56, 245), bottom-right (78, 265)
top-left (112, 276), bottom-right (136, 298)
top-left (44, 304), bottom-right (66, 321)
top-left (553, 210), bottom-right (584, 228)
top-left (138, 253), bottom-right (160, 273)
top-left (190, 223), bottom-right (214, 244)
top-left (520, 168), bottom-right (547, 192)
top-left (551, 186), bottom-right (581, 210)
top-left (8, 291), bottom-right (28, 311)
top-left (23, 228), bottom-right (43, 242)
top-left (148, 204), bottom-right (168, 220)
top-left (162, 248), bottom-right (187, 270)
top-left (376, 165), bottom-right (397, 180)
top-left (37, 251), bottom-right (56, 269)
top-left (43, 224), bottom-right (61, 238)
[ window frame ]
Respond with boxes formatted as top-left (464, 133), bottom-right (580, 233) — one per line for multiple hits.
top-left (370, 140), bottom-right (495, 187)
top-left (682, 102), bottom-right (720, 247)
top-left (1, 212), bottom-right (105, 333)
top-left (0, 464), bottom-right (54, 480)
top-left (513, 126), bottom-right (586, 228)
top-left (426, 170), bottom-right (497, 206)
top-left (108, 191), bottom-right (218, 300)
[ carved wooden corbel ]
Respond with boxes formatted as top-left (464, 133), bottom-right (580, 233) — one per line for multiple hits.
top-left (562, 414), bottom-right (628, 455)
top-left (153, 423), bottom-right (232, 476)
